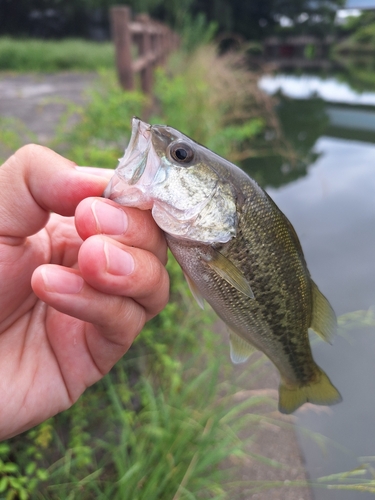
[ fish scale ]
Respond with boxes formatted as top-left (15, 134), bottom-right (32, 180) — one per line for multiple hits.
top-left (104, 117), bottom-right (342, 414)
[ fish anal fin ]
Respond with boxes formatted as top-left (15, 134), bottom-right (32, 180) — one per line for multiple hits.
top-left (278, 367), bottom-right (342, 414)
top-left (206, 249), bottom-right (255, 299)
top-left (183, 272), bottom-right (205, 310)
top-left (229, 331), bottom-right (257, 364)
top-left (310, 281), bottom-right (337, 344)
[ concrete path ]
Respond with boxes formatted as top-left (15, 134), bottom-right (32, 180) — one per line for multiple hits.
top-left (0, 72), bottom-right (95, 144)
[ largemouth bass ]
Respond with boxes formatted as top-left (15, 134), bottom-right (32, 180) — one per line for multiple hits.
top-left (104, 117), bottom-right (342, 414)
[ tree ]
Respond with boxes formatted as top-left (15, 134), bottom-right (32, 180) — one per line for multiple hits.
top-left (0, 0), bottom-right (346, 39)
top-left (192, 0), bottom-right (345, 39)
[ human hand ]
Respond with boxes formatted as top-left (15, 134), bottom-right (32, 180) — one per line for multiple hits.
top-left (0, 145), bottom-right (169, 441)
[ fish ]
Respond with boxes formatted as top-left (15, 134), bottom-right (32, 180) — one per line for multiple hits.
top-left (104, 117), bottom-right (342, 414)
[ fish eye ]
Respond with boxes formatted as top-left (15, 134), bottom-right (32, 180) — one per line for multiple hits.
top-left (168, 142), bottom-right (194, 164)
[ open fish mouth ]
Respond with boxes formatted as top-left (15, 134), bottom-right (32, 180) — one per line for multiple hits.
top-left (104, 117), bottom-right (237, 243)
top-left (103, 118), bottom-right (161, 209)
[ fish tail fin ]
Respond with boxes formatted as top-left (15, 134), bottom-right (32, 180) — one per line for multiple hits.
top-left (278, 367), bottom-right (342, 414)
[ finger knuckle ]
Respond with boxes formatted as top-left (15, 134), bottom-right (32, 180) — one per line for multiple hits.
top-left (145, 254), bottom-right (166, 290)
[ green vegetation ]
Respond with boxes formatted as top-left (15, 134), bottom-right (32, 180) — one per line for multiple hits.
top-left (52, 74), bottom-right (147, 167)
top-left (178, 12), bottom-right (218, 53)
top-left (151, 46), bottom-right (267, 162)
top-left (332, 55), bottom-right (375, 93)
top-left (0, 116), bottom-right (36, 161)
top-left (336, 10), bottom-right (375, 46)
top-left (352, 23), bottom-right (375, 46)
top-left (331, 11), bottom-right (375, 93)
top-left (0, 38), bottom-right (114, 72)
top-left (52, 45), bottom-right (275, 167)
top-left (333, 11), bottom-right (375, 79)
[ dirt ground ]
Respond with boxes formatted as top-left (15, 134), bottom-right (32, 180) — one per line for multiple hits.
top-left (0, 71), bottom-right (314, 500)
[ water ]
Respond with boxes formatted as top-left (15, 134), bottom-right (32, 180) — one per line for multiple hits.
top-left (258, 74), bottom-right (375, 499)
top-left (259, 74), bottom-right (375, 105)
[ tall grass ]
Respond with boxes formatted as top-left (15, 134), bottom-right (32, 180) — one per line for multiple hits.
top-left (43, 362), bottom-right (265, 500)
top-left (0, 37), bottom-right (114, 71)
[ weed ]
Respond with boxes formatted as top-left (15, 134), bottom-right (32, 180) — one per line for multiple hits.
top-left (0, 117), bottom-right (36, 162)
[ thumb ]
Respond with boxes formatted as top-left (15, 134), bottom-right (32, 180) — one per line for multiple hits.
top-left (0, 144), bottom-right (111, 239)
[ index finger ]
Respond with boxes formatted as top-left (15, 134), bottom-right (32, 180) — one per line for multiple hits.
top-left (0, 145), bottom-right (110, 239)
top-left (75, 166), bottom-right (115, 180)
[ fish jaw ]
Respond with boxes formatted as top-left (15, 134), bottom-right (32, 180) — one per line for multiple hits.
top-left (104, 117), bottom-right (161, 210)
top-left (104, 118), bottom-right (238, 244)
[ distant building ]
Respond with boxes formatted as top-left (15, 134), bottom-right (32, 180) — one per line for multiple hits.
top-left (263, 36), bottom-right (334, 70)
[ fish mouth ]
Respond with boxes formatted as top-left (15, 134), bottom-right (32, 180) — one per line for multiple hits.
top-left (103, 117), bottom-right (161, 209)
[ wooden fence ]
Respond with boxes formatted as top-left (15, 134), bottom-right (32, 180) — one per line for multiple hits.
top-left (110, 6), bottom-right (179, 94)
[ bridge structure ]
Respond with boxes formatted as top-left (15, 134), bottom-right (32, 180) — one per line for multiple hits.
top-left (263, 35), bottom-right (336, 70)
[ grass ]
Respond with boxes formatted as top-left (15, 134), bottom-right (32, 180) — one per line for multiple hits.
top-left (0, 37), bottom-right (115, 72)
top-left (0, 116), bottom-right (37, 162)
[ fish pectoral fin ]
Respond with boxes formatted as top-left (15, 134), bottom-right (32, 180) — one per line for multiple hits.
top-left (278, 366), bottom-right (342, 414)
top-left (229, 331), bottom-right (257, 364)
top-left (206, 249), bottom-right (255, 299)
top-left (310, 281), bottom-right (337, 344)
top-left (183, 272), bottom-right (205, 310)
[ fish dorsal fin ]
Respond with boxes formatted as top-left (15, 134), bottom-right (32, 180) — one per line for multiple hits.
top-left (229, 331), bottom-right (257, 364)
top-left (206, 249), bottom-right (255, 299)
top-left (310, 281), bottom-right (337, 344)
top-left (183, 272), bottom-right (205, 310)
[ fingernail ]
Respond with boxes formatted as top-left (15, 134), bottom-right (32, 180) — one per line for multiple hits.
top-left (92, 200), bottom-right (128, 235)
top-left (104, 242), bottom-right (134, 276)
top-left (42, 268), bottom-right (84, 294)
top-left (75, 166), bottom-right (114, 179)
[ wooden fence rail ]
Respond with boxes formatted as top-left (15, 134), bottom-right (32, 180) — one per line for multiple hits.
top-left (110, 6), bottom-right (179, 94)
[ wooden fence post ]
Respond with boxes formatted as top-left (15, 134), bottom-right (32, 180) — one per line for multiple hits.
top-left (110, 6), bottom-right (134, 90)
top-left (110, 5), bottom-right (179, 94)
top-left (136, 14), bottom-right (153, 94)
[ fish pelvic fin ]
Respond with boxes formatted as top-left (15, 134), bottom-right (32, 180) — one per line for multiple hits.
top-left (183, 272), bottom-right (205, 309)
top-left (278, 367), bottom-right (342, 414)
top-left (229, 331), bottom-right (257, 364)
top-left (310, 281), bottom-right (337, 344)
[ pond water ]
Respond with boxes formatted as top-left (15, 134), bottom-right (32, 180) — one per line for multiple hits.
top-left (256, 74), bottom-right (375, 499)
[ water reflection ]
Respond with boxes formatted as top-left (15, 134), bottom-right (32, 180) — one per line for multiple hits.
top-left (259, 74), bottom-right (375, 105)
top-left (243, 96), bottom-right (327, 188)
top-left (268, 137), bottom-right (375, 315)
top-left (270, 138), bottom-right (375, 500)
top-left (247, 74), bottom-right (375, 188)
top-left (257, 74), bottom-right (375, 499)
